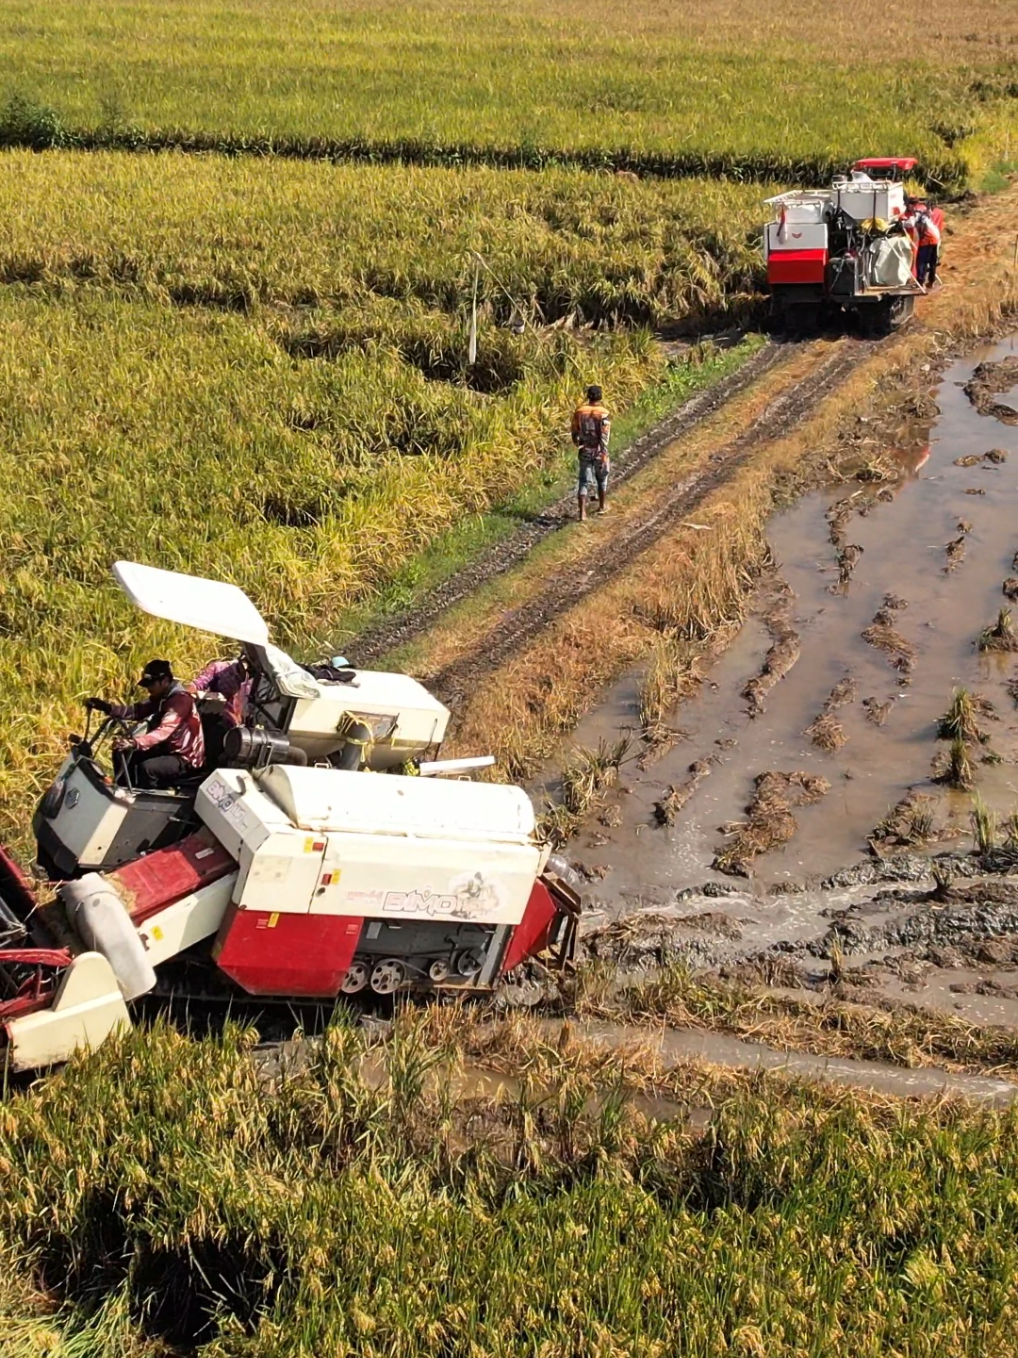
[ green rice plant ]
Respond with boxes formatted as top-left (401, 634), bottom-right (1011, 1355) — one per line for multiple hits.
top-left (6, 1014), bottom-right (1018, 1355)
top-left (936, 686), bottom-right (982, 742)
top-left (941, 737), bottom-right (975, 790)
top-left (0, 151), bottom-right (770, 329)
top-left (561, 736), bottom-right (632, 816)
top-left (971, 793), bottom-right (997, 854)
top-left (978, 606), bottom-right (1018, 652)
top-left (637, 634), bottom-right (691, 742)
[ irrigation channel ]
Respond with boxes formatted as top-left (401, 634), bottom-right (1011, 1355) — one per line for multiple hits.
top-left (545, 335), bottom-right (1018, 1036)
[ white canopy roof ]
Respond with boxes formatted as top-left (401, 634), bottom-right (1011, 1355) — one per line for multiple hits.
top-left (112, 561), bottom-right (271, 645)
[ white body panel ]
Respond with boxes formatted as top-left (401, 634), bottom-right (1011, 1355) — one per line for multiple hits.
top-left (48, 757), bottom-right (132, 866)
top-left (313, 834), bottom-right (539, 925)
top-left (832, 179), bottom-right (906, 222)
top-left (4, 953), bottom-right (129, 1072)
top-left (197, 771), bottom-right (319, 913)
top-left (113, 561), bottom-right (270, 645)
top-left (285, 669), bottom-right (450, 766)
top-left (195, 766), bottom-right (540, 927)
top-left (63, 873), bottom-right (157, 1000)
top-left (259, 765), bottom-right (536, 840)
top-left (765, 221), bottom-right (828, 257)
top-left (763, 192), bottom-right (831, 224)
top-left (135, 874), bottom-right (238, 966)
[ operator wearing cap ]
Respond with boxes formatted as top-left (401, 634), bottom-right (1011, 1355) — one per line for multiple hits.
top-left (85, 659), bottom-right (205, 789)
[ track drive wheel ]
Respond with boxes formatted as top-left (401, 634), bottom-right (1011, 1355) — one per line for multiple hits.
top-left (370, 958), bottom-right (406, 995)
top-left (888, 295), bottom-right (915, 330)
top-left (340, 959), bottom-right (369, 995)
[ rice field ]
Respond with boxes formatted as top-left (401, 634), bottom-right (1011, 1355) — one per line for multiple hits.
top-left (0, 0), bottom-right (1016, 186)
top-left (3, 1013), bottom-right (1018, 1357)
top-left (0, 4), bottom-right (1016, 1346)
top-left (0, 149), bottom-right (768, 842)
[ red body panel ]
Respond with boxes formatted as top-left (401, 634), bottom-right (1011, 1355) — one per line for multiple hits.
top-left (852, 157), bottom-right (917, 173)
top-left (0, 949), bottom-right (72, 1020)
top-left (767, 249), bottom-right (828, 286)
top-left (111, 832), bottom-right (237, 924)
top-left (500, 879), bottom-right (559, 974)
top-left (0, 843), bottom-right (39, 916)
top-left (213, 905), bottom-right (363, 997)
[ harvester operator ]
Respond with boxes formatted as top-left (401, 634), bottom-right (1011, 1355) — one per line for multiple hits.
top-left (571, 384), bottom-right (611, 522)
top-left (85, 659), bottom-right (205, 789)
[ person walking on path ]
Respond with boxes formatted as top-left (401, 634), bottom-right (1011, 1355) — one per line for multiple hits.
top-left (571, 384), bottom-right (611, 521)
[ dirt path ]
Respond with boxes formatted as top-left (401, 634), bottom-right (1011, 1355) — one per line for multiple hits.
top-left (428, 338), bottom-right (875, 708)
top-left (353, 338), bottom-right (785, 667)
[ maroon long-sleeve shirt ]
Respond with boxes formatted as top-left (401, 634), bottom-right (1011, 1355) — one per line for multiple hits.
top-left (111, 683), bottom-right (205, 768)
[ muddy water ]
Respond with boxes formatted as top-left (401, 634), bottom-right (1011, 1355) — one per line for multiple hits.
top-left (256, 1025), bottom-right (1018, 1117)
top-left (565, 1020), bottom-right (1018, 1106)
top-left (550, 337), bottom-right (1018, 1027)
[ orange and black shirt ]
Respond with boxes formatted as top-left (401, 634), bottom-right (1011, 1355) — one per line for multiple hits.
top-left (571, 401), bottom-right (611, 460)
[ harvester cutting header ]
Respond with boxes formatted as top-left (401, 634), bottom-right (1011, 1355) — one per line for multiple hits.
top-left (0, 563), bottom-right (578, 1071)
top-left (764, 157), bottom-right (939, 335)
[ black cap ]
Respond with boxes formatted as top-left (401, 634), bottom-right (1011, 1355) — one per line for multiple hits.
top-left (139, 659), bottom-right (173, 688)
top-left (586, 384), bottom-right (603, 402)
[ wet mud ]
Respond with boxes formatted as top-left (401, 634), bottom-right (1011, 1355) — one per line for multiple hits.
top-left (552, 335), bottom-right (1018, 1028)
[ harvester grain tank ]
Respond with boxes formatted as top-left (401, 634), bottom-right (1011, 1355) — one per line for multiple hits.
top-left (764, 157), bottom-right (927, 335)
top-left (0, 564), bottom-right (579, 1071)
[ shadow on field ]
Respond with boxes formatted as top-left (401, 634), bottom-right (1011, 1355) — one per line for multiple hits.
top-left (39, 1188), bottom-right (281, 1348)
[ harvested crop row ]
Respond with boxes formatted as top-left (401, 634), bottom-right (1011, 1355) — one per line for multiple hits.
top-left (713, 770), bottom-right (830, 875)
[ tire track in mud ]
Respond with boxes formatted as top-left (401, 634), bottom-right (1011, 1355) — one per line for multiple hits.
top-left (353, 339), bottom-right (786, 666)
top-left (430, 339), bottom-right (871, 708)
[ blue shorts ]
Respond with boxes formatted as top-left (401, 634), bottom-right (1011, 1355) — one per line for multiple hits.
top-left (578, 456), bottom-right (609, 497)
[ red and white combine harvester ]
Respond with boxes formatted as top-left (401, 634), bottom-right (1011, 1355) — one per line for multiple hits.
top-left (764, 157), bottom-right (933, 336)
top-left (0, 563), bottom-right (579, 1071)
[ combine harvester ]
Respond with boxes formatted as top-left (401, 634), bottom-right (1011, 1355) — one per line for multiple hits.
top-left (0, 563), bottom-right (579, 1071)
top-left (764, 157), bottom-right (928, 336)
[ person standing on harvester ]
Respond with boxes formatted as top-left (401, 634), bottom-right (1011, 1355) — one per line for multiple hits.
top-left (572, 384), bottom-right (611, 521)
